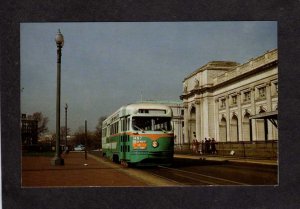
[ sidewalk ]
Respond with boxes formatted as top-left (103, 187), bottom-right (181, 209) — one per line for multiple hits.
top-left (22, 151), bottom-right (176, 187)
top-left (174, 153), bottom-right (278, 166)
top-left (22, 152), bottom-right (144, 187)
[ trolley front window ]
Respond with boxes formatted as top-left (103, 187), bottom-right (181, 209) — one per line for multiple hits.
top-left (132, 117), bottom-right (172, 131)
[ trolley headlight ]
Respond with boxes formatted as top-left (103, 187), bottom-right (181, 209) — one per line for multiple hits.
top-left (152, 140), bottom-right (159, 148)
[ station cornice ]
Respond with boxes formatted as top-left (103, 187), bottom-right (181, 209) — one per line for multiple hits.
top-left (180, 60), bottom-right (277, 100)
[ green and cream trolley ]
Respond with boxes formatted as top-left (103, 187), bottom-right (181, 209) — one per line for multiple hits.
top-left (102, 103), bottom-right (174, 166)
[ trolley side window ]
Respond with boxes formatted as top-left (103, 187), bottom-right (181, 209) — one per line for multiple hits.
top-left (127, 117), bottom-right (130, 131)
top-left (102, 127), bottom-right (107, 137)
top-left (121, 118), bottom-right (127, 132)
top-left (110, 122), bottom-right (119, 135)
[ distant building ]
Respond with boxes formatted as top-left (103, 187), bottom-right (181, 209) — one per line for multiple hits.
top-left (137, 100), bottom-right (184, 147)
top-left (180, 49), bottom-right (278, 157)
top-left (21, 114), bottom-right (38, 145)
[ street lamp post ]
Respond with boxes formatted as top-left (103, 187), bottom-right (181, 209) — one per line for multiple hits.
top-left (52, 29), bottom-right (65, 166)
top-left (65, 103), bottom-right (68, 149)
top-left (85, 120), bottom-right (87, 160)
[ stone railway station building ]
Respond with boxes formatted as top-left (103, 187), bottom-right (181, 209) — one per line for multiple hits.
top-left (180, 49), bottom-right (278, 158)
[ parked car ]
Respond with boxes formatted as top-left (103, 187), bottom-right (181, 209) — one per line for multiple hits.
top-left (74, 144), bottom-right (85, 151)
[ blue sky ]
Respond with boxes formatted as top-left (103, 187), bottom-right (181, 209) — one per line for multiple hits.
top-left (21, 22), bottom-right (277, 134)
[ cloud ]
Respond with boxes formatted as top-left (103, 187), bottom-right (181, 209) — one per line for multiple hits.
top-left (21, 22), bottom-right (277, 133)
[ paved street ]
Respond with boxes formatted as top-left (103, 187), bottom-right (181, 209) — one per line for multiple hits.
top-left (143, 157), bottom-right (277, 185)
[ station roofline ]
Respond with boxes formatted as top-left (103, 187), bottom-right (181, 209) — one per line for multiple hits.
top-left (136, 100), bottom-right (183, 105)
top-left (183, 61), bottom-right (240, 81)
top-left (183, 48), bottom-right (278, 83)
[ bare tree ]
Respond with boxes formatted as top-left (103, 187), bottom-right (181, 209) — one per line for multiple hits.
top-left (60, 126), bottom-right (71, 139)
top-left (95, 116), bottom-right (107, 138)
top-left (29, 112), bottom-right (49, 136)
top-left (72, 126), bottom-right (100, 150)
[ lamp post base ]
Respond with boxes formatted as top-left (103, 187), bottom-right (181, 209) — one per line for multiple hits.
top-left (51, 157), bottom-right (64, 166)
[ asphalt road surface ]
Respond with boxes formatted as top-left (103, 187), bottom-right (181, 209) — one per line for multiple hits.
top-left (89, 151), bottom-right (277, 186)
top-left (139, 158), bottom-right (278, 185)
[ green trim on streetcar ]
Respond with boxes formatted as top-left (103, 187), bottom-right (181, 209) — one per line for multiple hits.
top-left (102, 134), bottom-right (174, 164)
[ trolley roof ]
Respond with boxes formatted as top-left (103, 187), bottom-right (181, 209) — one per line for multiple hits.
top-left (103, 103), bottom-right (173, 125)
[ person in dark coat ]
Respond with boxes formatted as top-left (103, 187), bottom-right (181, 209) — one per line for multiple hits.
top-left (204, 138), bottom-right (208, 154)
top-left (211, 138), bottom-right (217, 154)
top-left (208, 138), bottom-right (212, 154)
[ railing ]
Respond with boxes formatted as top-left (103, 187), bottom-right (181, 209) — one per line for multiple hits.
top-left (174, 140), bottom-right (278, 159)
top-left (214, 49), bottom-right (278, 86)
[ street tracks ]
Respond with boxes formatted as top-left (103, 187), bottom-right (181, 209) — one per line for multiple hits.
top-left (146, 165), bottom-right (250, 186)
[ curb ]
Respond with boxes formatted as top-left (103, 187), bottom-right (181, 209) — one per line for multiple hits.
top-left (174, 154), bottom-right (278, 168)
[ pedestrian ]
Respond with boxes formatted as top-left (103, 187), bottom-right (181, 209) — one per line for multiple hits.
top-left (192, 140), bottom-right (195, 153)
top-left (211, 138), bottom-right (217, 154)
top-left (204, 138), bottom-right (208, 154)
top-left (195, 140), bottom-right (199, 154)
top-left (208, 138), bottom-right (212, 154)
top-left (201, 140), bottom-right (205, 154)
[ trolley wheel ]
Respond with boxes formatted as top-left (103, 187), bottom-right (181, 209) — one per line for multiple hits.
top-left (121, 160), bottom-right (129, 167)
top-left (113, 154), bottom-right (120, 164)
